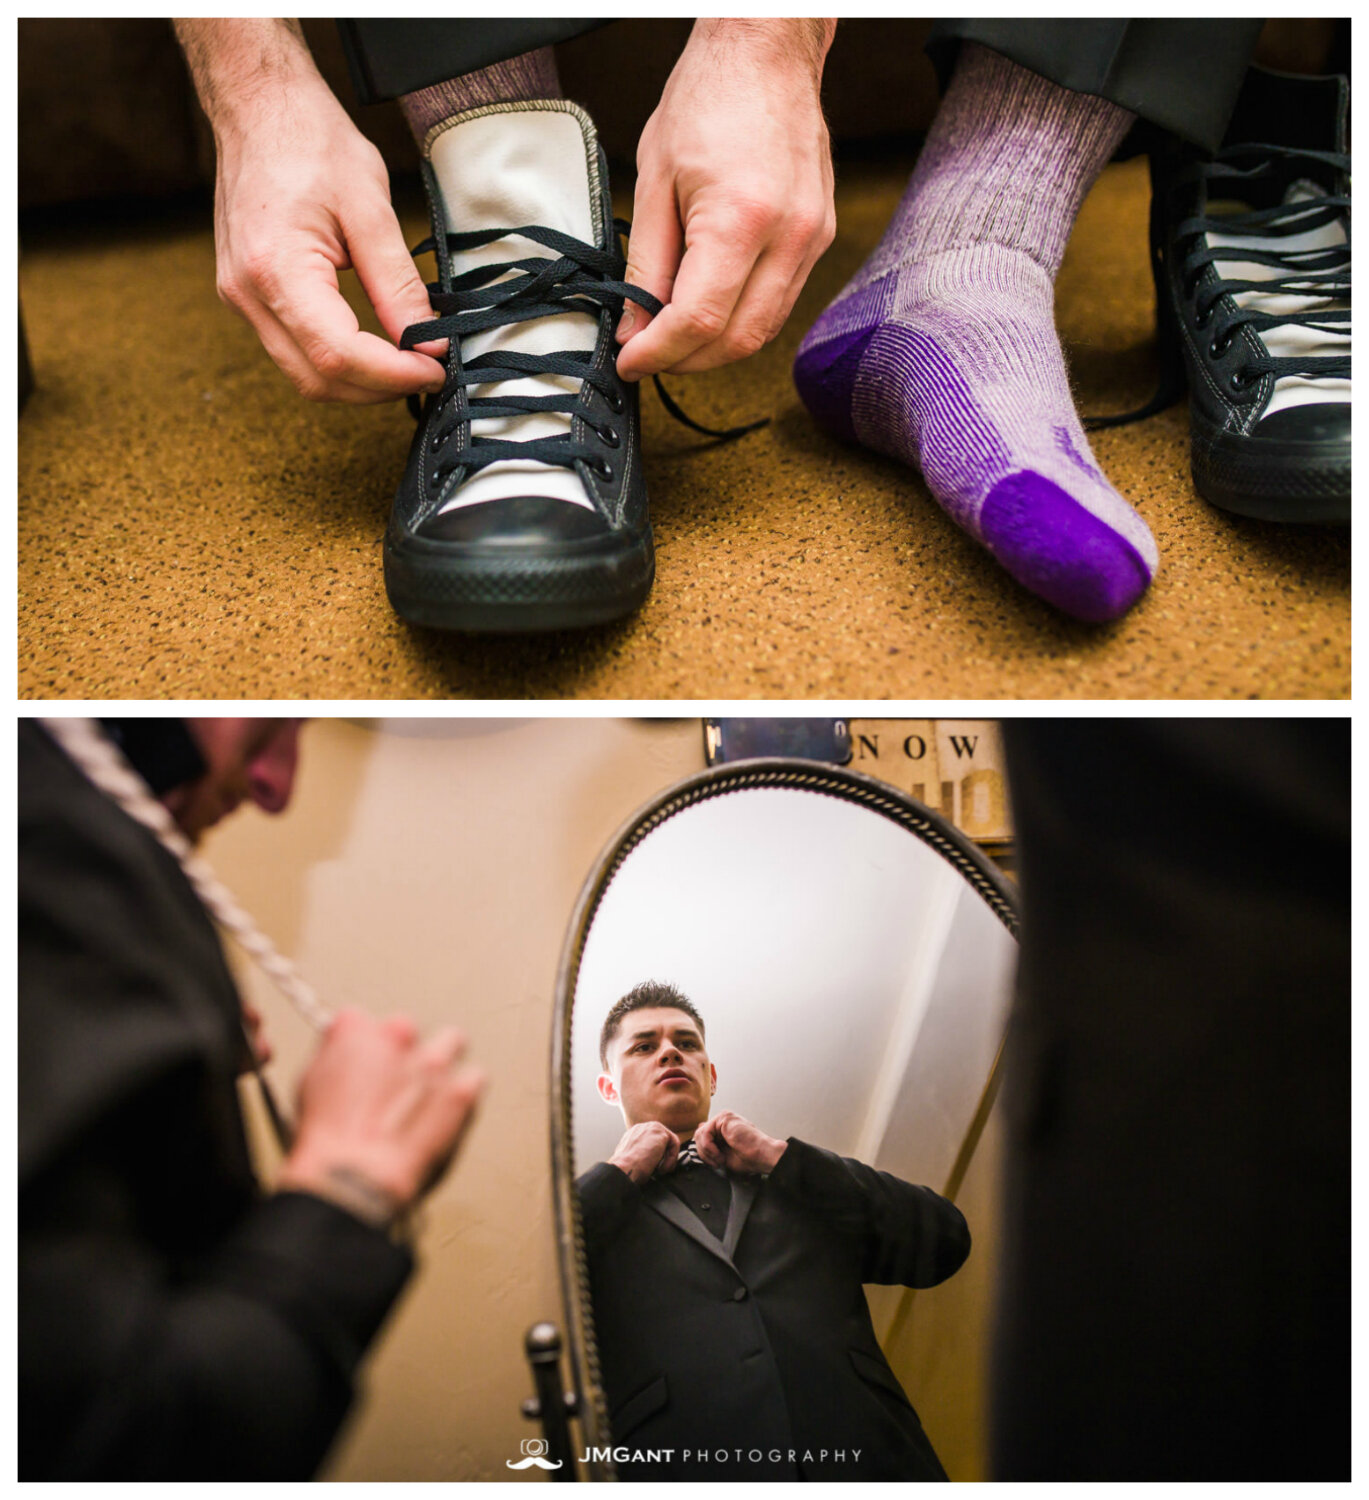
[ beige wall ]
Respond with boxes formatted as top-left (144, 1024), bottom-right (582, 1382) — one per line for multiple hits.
top-left (203, 717), bottom-right (1006, 1481)
top-left (206, 718), bottom-right (704, 1480)
top-left (883, 1100), bottom-right (1004, 1481)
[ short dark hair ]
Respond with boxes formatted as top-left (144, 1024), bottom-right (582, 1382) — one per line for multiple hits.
top-left (599, 981), bottom-right (706, 1069)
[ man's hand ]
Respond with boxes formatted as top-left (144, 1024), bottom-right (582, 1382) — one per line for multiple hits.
top-left (608, 1121), bottom-right (681, 1186)
top-left (175, 20), bottom-right (446, 403)
top-left (616, 18), bottom-right (837, 381)
top-left (693, 1111), bottom-right (787, 1175)
top-left (277, 1009), bottom-right (485, 1226)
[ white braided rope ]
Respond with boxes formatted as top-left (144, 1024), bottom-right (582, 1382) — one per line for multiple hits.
top-left (38, 717), bottom-right (333, 1033)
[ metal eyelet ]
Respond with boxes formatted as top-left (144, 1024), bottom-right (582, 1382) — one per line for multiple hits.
top-left (1230, 370), bottom-right (1248, 392)
top-left (599, 424), bottom-right (621, 450)
top-left (593, 458), bottom-right (615, 482)
top-left (607, 389), bottom-right (625, 415)
top-left (1195, 307), bottom-right (1212, 330)
top-left (1209, 335), bottom-right (1231, 359)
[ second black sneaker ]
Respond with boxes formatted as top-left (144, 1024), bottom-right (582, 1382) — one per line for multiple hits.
top-left (1147, 67), bottom-right (1350, 523)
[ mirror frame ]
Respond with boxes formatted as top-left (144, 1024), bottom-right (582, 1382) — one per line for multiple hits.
top-left (549, 757), bottom-right (1020, 1480)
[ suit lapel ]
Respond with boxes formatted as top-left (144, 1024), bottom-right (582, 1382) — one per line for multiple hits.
top-left (642, 1174), bottom-right (761, 1270)
top-left (643, 1181), bottom-right (735, 1267)
top-left (722, 1175), bottom-right (758, 1261)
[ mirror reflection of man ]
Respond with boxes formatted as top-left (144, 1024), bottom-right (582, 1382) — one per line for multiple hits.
top-left (577, 980), bottom-right (969, 1482)
top-left (19, 718), bottom-right (484, 1479)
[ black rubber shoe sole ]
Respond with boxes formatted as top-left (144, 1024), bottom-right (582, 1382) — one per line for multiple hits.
top-left (1191, 410), bottom-right (1350, 524)
top-left (384, 527), bottom-right (654, 633)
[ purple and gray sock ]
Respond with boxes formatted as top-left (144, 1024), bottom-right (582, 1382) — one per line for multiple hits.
top-left (399, 46), bottom-right (562, 139)
top-left (795, 44), bottom-right (1157, 622)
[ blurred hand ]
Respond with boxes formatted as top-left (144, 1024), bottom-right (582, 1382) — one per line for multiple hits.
top-left (693, 1110), bottom-right (787, 1175)
top-left (278, 1009), bottom-right (485, 1224)
top-left (176, 19), bottom-right (446, 403)
top-left (609, 1121), bottom-right (681, 1185)
top-left (617, 18), bottom-right (837, 380)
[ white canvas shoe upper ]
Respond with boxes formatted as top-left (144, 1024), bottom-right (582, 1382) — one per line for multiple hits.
top-left (1206, 179), bottom-right (1350, 417)
top-left (424, 100), bottom-right (607, 512)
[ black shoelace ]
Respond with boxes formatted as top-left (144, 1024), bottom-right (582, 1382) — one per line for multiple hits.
top-left (401, 221), bottom-right (767, 485)
top-left (1088, 142), bottom-right (1351, 430)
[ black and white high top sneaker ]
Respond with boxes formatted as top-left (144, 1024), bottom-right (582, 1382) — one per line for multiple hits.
top-left (1148, 68), bottom-right (1350, 523)
top-left (385, 100), bottom-right (659, 631)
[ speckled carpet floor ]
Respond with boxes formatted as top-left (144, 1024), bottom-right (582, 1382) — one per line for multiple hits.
top-left (18, 155), bottom-right (1349, 699)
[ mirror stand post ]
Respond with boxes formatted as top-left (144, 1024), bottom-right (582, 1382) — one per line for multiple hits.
top-left (520, 1323), bottom-right (580, 1480)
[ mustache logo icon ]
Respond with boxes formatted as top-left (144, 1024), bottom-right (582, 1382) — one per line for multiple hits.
top-left (506, 1455), bottom-right (563, 1470)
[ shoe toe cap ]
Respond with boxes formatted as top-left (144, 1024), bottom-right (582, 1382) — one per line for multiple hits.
top-left (1251, 402), bottom-right (1350, 446)
top-left (417, 495), bottom-right (612, 547)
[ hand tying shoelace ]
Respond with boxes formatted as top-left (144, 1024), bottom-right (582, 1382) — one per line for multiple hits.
top-left (401, 219), bottom-right (767, 485)
top-left (383, 98), bottom-right (766, 632)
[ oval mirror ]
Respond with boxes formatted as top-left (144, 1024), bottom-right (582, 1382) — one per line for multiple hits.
top-left (551, 759), bottom-right (1019, 1481)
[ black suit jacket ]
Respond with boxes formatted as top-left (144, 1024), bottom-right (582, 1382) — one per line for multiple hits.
top-left (994, 722), bottom-right (1349, 1479)
top-left (576, 1138), bottom-right (969, 1481)
top-left (18, 721), bottom-right (413, 1479)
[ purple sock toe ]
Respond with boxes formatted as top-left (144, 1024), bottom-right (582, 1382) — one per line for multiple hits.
top-left (980, 470), bottom-right (1153, 622)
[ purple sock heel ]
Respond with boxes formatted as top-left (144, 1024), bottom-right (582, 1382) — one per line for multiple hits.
top-left (793, 280), bottom-right (892, 444)
top-left (793, 327), bottom-right (876, 445)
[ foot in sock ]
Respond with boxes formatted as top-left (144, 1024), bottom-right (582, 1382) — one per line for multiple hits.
top-left (794, 44), bottom-right (1159, 623)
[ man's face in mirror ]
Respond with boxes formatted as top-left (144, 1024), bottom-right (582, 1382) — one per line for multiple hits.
top-left (598, 1006), bottom-right (716, 1136)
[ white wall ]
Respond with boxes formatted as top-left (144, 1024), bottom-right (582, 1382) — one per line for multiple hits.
top-left (572, 787), bottom-right (1016, 1191)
